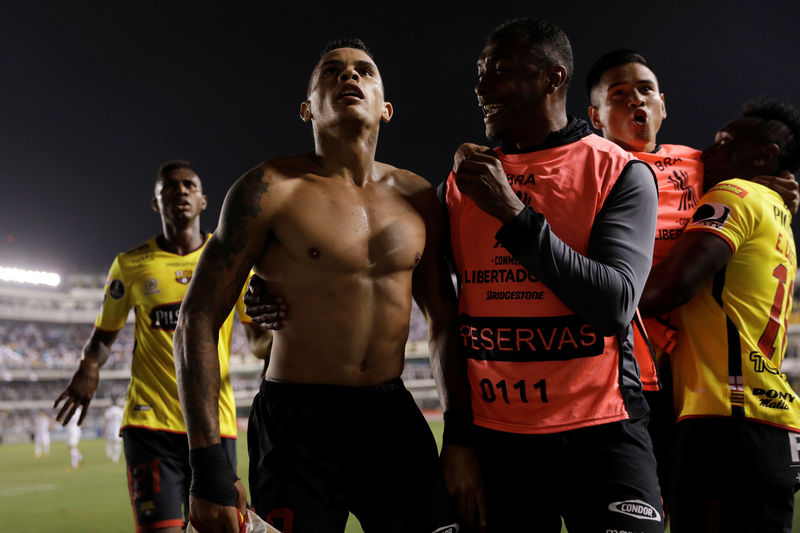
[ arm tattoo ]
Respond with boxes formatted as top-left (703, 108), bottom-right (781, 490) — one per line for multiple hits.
top-left (175, 165), bottom-right (271, 449)
top-left (218, 167), bottom-right (269, 269)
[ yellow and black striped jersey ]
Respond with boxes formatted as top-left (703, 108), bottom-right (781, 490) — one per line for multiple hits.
top-left (96, 234), bottom-right (251, 438)
top-left (671, 178), bottom-right (800, 431)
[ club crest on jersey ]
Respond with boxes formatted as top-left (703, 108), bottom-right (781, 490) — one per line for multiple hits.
top-left (175, 270), bottom-right (193, 284)
top-left (688, 202), bottom-right (731, 230)
top-left (607, 500), bottom-right (661, 521)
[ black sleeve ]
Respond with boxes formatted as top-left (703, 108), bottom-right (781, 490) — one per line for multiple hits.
top-left (495, 160), bottom-right (658, 335)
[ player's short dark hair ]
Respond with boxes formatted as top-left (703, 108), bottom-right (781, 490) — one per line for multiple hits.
top-left (487, 18), bottom-right (574, 86)
top-left (156, 159), bottom-right (194, 183)
top-left (586, 48), bottom-right (655, 102)
top-left (319, 38), bottom-right (374, 61)
top-left (306, 38), bottom-right (377, 98)
top-left (741, 96), bottom-right (800, 173)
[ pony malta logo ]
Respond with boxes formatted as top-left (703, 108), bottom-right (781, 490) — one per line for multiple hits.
top-left (608, 500), bottom-right (661, 521)
top-left (175, 270), bottom-right (193, 284)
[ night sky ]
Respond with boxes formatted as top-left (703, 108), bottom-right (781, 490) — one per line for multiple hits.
top-left (2, 1), bottom-right (799, 276)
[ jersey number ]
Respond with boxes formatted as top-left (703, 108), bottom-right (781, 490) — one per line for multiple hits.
top-left (480, 378), bottom-right (548, 404)
top-left (757, 264), bottom-right (791, 359)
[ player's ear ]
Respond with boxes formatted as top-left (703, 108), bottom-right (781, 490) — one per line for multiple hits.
top-left (152, 196), bottom-right (160, 214)
top-left (587, 105), bottom-right (603, 130)
top-left (200, 194), bottom-right (208, 211)
top-left (300, 100), bottom-right (312, 122)
top-left (381, 102), bottom-right (393, 123)
top-left (546, 65), bottom-right (567, 94)
top-left (660, 92), bottom-right (667, 120)
top-left (755, 143), bottom-right (780, 168)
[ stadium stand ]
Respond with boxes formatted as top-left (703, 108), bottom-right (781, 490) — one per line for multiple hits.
top-left (0, 272), bottom-right (439, 445)
top-left (12, 268), bottom-right (799, 447)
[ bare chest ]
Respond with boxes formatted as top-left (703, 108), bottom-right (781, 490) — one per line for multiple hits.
top-left (268, 179), bottom-right (426, 274)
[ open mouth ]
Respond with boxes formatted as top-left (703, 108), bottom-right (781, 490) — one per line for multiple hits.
top-left (633, 110), bottom-right (647, 125)
top-left (481, 103), bottom-right (503, 117)
top-left (338, 84), bottom-right (364, 100)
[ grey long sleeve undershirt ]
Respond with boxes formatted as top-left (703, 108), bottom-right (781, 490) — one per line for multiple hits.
top-left (494, 160), bottom-right (658, 336)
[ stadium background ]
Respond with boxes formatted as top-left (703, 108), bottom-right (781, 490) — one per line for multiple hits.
top-left (3, 1), bottom-right (800, 531)
top-left (0, 273), bottom-right (440, 533)
top-left (2, 271), bottom-right (800, 532)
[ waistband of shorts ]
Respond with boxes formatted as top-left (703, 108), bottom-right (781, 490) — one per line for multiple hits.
top-left (259, 376), bottom-right (406, 400)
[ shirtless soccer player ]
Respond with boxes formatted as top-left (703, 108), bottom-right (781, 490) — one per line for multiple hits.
top-left (174, 39), bottom-right (459, 533)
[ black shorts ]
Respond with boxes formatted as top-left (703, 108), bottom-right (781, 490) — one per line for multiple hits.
top-left (473, 416), bottom-right (664, 533)
top-left (122, 427), bottom-right (237, 532)
top-left (669, 417), bottom-right (800, 532)
top-left (248, 378), bottom-right (457, 533)
top-left (643, 358), bottom-right (676, 510)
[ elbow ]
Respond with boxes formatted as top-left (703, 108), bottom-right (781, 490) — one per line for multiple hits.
top-left (587, 276), bottom-right (640, 335)
top-left (593, 313), bottom-right (634, 337)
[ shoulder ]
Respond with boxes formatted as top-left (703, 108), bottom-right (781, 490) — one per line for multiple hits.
top-left (580, 133), bottom-right (636, 161)
top-left (658, 144), bottom-right (703, 160)
top-left (376, 162), bottom-right (432, 196)
top-left (693, 179), bottom-right (767, 225)
top-left (121, 237), bottom-right (157, 257)
top-left (705, 178), bottom-right (759, 201)
top-left (114, 237), bottom-right (158, 270)
top-left (230, 154), bottom-right (321, 195)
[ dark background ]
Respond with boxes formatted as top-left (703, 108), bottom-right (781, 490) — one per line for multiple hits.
top-left (2, 1), bottom-right (799, 275)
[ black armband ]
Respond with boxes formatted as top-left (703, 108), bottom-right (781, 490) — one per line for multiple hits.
top-left (442, 409), bottom-right (475, 447)
top-left (189, 443), bottom-right (239, 507)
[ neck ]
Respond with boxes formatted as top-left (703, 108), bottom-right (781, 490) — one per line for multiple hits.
top-left (159, 219), bottom-right (204, 255)
top-left (508, 101), bottom-right (569, 151)
top-left (312, 122), bottom-right (380, 185)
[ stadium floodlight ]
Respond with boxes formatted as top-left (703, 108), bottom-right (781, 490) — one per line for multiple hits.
top-left (0, 265), bottom-right (61, 287)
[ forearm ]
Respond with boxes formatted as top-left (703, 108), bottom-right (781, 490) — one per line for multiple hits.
top-left (174, 309), bottom-right (223, 450)
top-left (75, 329), bottom-right (116, 386)
top-left (429, 319), bottom-right (471, 413)
top-left (80, 340), bottom-right (110, 372)
top-left (639, 231), bottom-right (733, 317)
top-left (429, 312), bottom-right (477, 448)
top-left (639, 274), bottom-right (692, 317)
top-left (495, 161), bottom-right (657, 334)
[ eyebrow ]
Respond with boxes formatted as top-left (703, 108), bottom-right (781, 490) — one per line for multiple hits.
top-left (319, 59), bottom-right (377, 72)
top-left (607, 78), bottom-right (657, 91)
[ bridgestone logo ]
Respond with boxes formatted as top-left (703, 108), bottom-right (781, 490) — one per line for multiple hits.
top-left (608, 500), bottom-right (660, 521)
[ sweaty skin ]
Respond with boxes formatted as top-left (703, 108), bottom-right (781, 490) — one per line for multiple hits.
top-left (174, 46), bottom-right (458, 533)
top-left (251, 156), bottom-right (429, 385)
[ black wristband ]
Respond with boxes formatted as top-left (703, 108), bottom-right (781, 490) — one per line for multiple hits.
top-left (189, 443), bottom-right (239, 507)
top-left (442, 409), bottom-right (475, 447)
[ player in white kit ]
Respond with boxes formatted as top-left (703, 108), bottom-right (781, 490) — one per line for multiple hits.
top-left (34, 411), bottom-right (52, 458)
top-left (104, 399), bottom-right (124, 463)
top-left (65, 406), bottom-right (83, 470)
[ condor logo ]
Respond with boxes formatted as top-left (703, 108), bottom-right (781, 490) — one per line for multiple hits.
top-left (149, 303), bottom-right (181, 331)
top-left (608, 500), bottom-right (660, 521)
top-left (175, 270), bottom-right (193, 284)
top-left (688, 202), bottom-right (730, 230)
